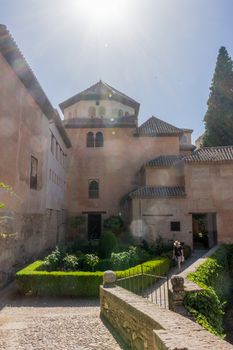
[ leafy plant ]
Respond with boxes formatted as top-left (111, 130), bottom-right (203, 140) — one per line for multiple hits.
top-left (103, 215), bottom-right (123, 234)
top-left (63, 255), bottom-right (79, 271)
top-left (42, 246), bottom-right (66, 271)
top-left (98, 230), bottom-right (118, 259)
top-left (82, 254), bottom-right (99, 271)
top-left (184, 245), bottom-right (232, 338)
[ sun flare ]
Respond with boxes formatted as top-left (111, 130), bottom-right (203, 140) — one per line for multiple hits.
top-left (74, 0), bottom-right (127, 26)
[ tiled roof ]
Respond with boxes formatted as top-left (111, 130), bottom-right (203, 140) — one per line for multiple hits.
top-left (136, 116), bottom-right (183, 136)
top-left (184, 146), bottom-right (233, 163)
top-left (145, 155), bottom-right (183, 167)
top-left (128, 186), bottom-right (186, 199)
top-left (59, 80), bottom-right (140, 115)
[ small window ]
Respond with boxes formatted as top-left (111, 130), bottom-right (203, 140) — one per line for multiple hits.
top-left (87, 132), bottom-right (94, 147)
top-left (98, 106), bottom-right (106, 117)
top-left (68, 111), bottom-right (72, 119)
top-left (95, 132), bottom-right (104, 147)
top-left (125, 111), bottom-right (129, 117)
top-left (51, 133), bottom-right (54, 154)
top-left (30, 156), bottom-right (38, 190)
top-left (96, 100), bottom-right (100, 106)
top-left (88, 106), bottom-right (96, 117)
top-left (89, 180), bottom-right (99, 198)
top-left (171, 221), bottom-right (181, 231)
top-left (118, 109), bottom-right (123, 117)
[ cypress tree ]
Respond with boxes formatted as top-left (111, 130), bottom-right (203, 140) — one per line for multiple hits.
top-left (203, 47), bottom-right (233, 146)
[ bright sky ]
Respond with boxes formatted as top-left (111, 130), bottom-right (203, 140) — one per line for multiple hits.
top-left (1, 0), bottom-right (233, 141)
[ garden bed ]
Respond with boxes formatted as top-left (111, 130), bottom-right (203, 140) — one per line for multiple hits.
top-left (16, 257), bottom-right (170, 297)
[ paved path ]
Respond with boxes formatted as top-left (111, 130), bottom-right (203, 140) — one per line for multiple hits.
top-left (146, 249), bottom-right (208, 309)
top-left (0, 286), bottom-right (126, 350)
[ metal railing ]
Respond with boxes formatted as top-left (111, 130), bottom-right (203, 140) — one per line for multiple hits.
top-left (116, 264), bottom-right (170, 309)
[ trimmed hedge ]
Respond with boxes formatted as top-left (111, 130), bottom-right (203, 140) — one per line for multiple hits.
top-left (184, 245), bottom-right (232, 338)
top-left (16, 257), bottom-right (170, 297)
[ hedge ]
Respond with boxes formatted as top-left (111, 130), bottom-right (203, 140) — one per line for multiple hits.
top-left (16, 257), bottom-right (170, 297)
top-left (184, 245), bottom-right (232, 338)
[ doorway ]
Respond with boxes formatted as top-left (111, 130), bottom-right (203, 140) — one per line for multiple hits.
top-left (192, 213), bottom-right (217, 249)
top-left (88, 213), bottom-right (102, 240)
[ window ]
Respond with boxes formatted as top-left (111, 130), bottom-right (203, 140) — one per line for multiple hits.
top-left (125, 111), bottom-right (129, 117)
top-left (30, 156), bottom-right (38, 190)
top-left (68, 111), bottom-right (72, 119)
top-left (118, 109), bottom-right (123, 117)
top-left (171, 221), bottom-right (181, 231)
top-left (180, 134), bottom-right (187, 144)
top-left (87, 132), bottom-right (94, 147)
top-left (51, 133), bottom-right (54, 154)
top-left (98, 106), bottom-right (106, 117)
top-left (96, 100), bottom-right (100, 106)
top-left (89, 180), bottom-right (99, 198)
top-left (88, 106), bottom-right (96, 117)
top-left (95, 132), bottom-right (104, 147)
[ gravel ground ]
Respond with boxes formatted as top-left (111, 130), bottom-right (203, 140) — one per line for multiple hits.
top-left (0, 294), bottom-right (126, 350)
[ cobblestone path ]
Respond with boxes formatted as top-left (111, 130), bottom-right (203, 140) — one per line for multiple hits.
top-left (0, 293), bottom-right (125, 350)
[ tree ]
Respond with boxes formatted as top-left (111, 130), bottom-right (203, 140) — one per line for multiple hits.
top-left (203, 47), bottom-right (233, 146)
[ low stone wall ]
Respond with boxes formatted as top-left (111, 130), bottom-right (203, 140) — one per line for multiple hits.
top-left (100, 285), bottom-right (233, 350)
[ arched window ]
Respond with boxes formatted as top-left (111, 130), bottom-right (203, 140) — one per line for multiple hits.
top-left (98, 106), bottom-right (106, 117)
top-left (88, 106), bottom-right (96, 117)
top-left (89, 180), bottom-right (99, 198)
top-left (118, 109), bottom-right (123, 117)
top-left (87, 132), bottom-right (94, 147)
top-left (95, 132), bottom-right (104, 147)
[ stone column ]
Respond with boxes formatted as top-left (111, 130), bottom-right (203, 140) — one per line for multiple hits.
top-left (168, 275), bottom-right (186, 311)
top-left (103, 270), bottom-right (116, 288)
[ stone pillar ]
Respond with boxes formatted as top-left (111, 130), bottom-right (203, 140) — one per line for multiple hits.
top-left (103, 270), bottom-right (116, 288)
top-left (168, 275), bottom-right (186, 311)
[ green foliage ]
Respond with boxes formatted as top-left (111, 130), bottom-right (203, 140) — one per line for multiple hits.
top-left (98, 230), bottom-right (118, 259)
top-left (63, 255), bottom-right (79, 271)
top-left (111, 246), bottom-right (150, 270)
top-left (184, 245), bottom-right (232, 338)
top-left (41, 246), bottom-right (66, 271)
top-left (0, 182), bottom-right (13, 209)
top-left (81, 254), bottom-right (100, 271)
top-left (16, 257), bottom-right (170, 297)
top-left (141, 236), bottom-right (172, 256)
top-left (203, 46), bottom-right (233, 146)
top-left (103, 215), bottom-right (123, 234)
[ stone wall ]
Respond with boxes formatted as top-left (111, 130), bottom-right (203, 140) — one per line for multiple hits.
top-left (0, 209), bottom-right (64, 287)
top-left (100, 285), bottom-right (233, 350)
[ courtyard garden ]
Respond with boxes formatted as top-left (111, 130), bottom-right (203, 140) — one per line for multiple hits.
top-left (16, 216), bottom-right (191, 297)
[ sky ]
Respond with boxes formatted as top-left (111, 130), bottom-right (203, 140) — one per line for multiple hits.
top-left (1, 0), bottom-right (233, 142)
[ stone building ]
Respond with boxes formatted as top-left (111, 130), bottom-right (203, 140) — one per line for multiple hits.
top-left (0, 24), bottom-right (71, 286)
top-left (60, 81), bottom-right (195, 241)
top-left (1, 23), bottom-right (233, 287)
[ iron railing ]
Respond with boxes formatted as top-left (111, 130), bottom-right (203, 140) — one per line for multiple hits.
top-left (116, 264), bottom-right (170, 309)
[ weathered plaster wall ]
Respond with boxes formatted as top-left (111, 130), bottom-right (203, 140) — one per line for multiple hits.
top-left (64, 100), bottom-right (135, 120)
top-left (185, 162), bottom-right (233, 243)
top-left (100, 286), bottom-right (233, 350)
top-left (65, 126), bottom-right (180, 219)
top-left (144, 166), bottom-right (184, 187)
top-left (0, 52), bottom-right (66, 286)
top-left (131, 197), bottom-right (192, 246)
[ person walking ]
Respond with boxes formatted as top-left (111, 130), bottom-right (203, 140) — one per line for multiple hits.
top-left (173, 240), bottom-right (184, 273)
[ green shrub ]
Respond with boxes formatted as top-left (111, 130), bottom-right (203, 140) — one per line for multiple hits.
top-left (16, 257), bottom-right (170, 297)
top-left (82, 254), bottom-right (100, 271)
top-left (98, 230), bottom-right (118, 259)
top-left (42, 246), bottom-right (66, 271)
top-left (103, 215), bottom-right (123, 234)
top-left (96, 259), bottom-right (113, 271)
top-left (63, 255), bottom-right (79, 271)
top-left (184, 245), bottom-right (232, 338)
